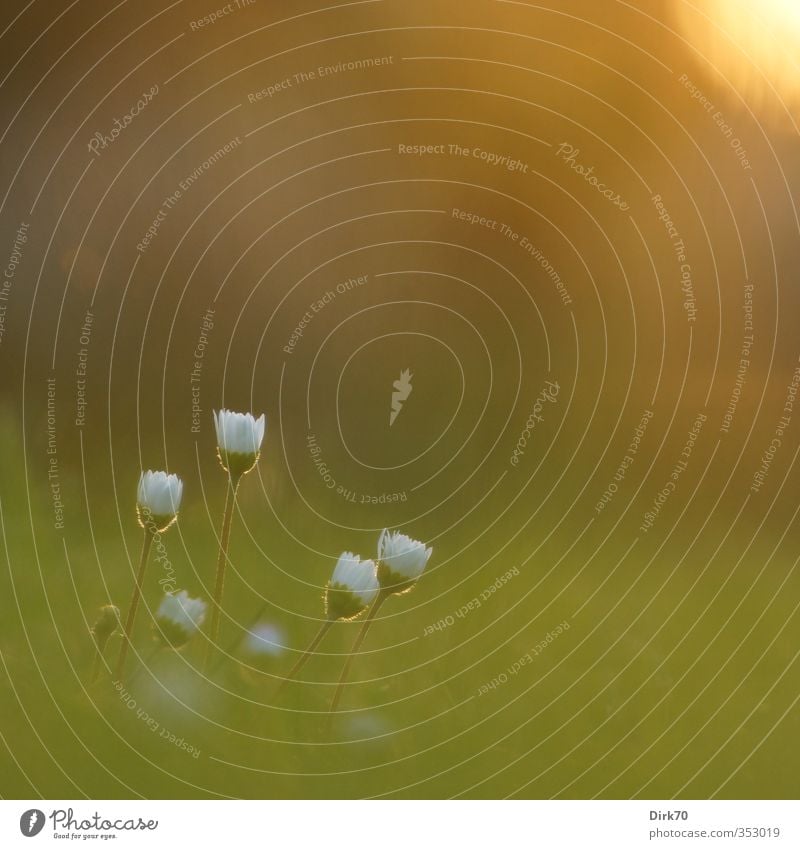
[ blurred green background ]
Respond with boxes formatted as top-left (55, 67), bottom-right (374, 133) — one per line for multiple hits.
top-left (1, 0), bottom-right (799, 799)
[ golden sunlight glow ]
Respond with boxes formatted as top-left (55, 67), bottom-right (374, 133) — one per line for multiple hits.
top-left (676, 0), bottom-right (800, 125)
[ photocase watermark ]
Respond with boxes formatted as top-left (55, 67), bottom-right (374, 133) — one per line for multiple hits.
top-left (554, 143), bottom-right (630, 210)
top-left (452, 207), bottom-right (572, 306)
top-left (423, 566), bottom-right (520, 635)
top-left (87, 84), bottom-right (159, 157)
top-left (21, 807), bottom-right (158, 836)
top-left (678, 72), bottom-right (752, 170)
top-left (114, 680), bottom-right (200, 759)
top-left (137, 138), bottom-right (242, 253)
top-left (389, 369), bottom-right (413, 425)
top-left (595, 409), bottom-right (654, 514)
top-left (510, 380), bottom-right (560, 466)
top-left (189, 307), bottom-right (215, 434)
top-left (138, 510), bottom-right (178, 594)
top-left (75, 310), bottom-right (93, 428)
top-left (247, 56), bottom-right (394, 103)
top-left (283, 274), bottom-right (368, 355)
top-left (189, 0), bottom-right (255, 32)
top-left (477, 620), bottom-right (570, 696)
top-left (750, 356), bottom-right (800, 494)
top-left (0, 221), bottom-right (28, 347)
top-left (651, 194), bottom-right (696, 322)
top-left (19, 809), bottom-right (45, 837)
top-left (398, 141), bottom-right (530, 172)
top-left (720, 282), bottom-right (754, 434)
top-left (306, 432), bottom-right (407, 503)
top-left (640, 411), bottom-right (707, 532)
top-left (46, 377), bottom-right (64, 531)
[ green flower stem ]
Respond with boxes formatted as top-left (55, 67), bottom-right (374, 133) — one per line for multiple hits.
top-left (89, 636), bottom-right (108, 684)
top-left (273, 619), bottom-right (334, 699)
top-left (204, 472), bottom-right (242, 672)
top-left (329, 591), bottom-right (388, 714)
top-left (114, 530), bottom-right (154, 682)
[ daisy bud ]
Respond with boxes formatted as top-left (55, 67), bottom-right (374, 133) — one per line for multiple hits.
top-left (90, 604), bottom-right (120, 645)
top-left (213, 409), bottom-right (266, 478)
top-left (137, 471), bottom-right (183, 532)
top-left (325, 552), bottom-right (380, 620)
top-left (154, 591), bottom-right (206, 648)
top-left (89, 604), bottom-right (121, 682)
top-left (377, 529), bottom-right (433, 594)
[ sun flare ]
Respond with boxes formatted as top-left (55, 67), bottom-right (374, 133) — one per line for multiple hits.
top-left (677, 0), bottom-right (800, 125)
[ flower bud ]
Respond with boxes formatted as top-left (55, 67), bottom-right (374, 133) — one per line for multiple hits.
top-left (325, 552), bottom-right (379, 620)
top-left (213, 409), bottom-right (266, 477)
top-left (154, 591), bottom-right (206, 648)
top-left (90, 604), bottom-right (120, 645)
top-left (137, 470), bottom-right (183, 532)
top-left (377, 529), bottom-right (432, 594)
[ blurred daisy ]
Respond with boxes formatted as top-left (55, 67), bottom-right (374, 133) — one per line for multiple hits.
top-left (245, 622), bottom-right (286, 658)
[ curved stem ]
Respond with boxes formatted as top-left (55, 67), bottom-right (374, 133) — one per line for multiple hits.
top-left (90, 637), bottom-right (107, 684)
top-left (273, 619), bottom-right (333, 699)
top-left (90, 630), bottom-right (116, 684)
top-left (329, 592), bottom-right (388, 714)
top-left (114, 530), bottom-right (154, 682)
top-left (204, 473), bottom-right (241, 672)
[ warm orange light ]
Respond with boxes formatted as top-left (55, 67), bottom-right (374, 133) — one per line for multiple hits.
top-left (676, 0), bottom-right (800, 126)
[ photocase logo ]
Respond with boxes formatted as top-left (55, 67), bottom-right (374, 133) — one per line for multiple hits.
top-left (389, 368), bottom-right (413, 426)
top-left (19, 809), bottom-right (45, 837)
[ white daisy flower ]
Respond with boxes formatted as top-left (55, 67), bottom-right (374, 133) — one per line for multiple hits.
top-left (326, 552), bottom-right (379, 620)
top-left (213, 409), bottom-right (266, 477)
top-left (377, 529), bottom-right (432, 593)
top-left (155, 590), bottom-right (206, 648)
top-left (137, 470), bottom-right (183, 532)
